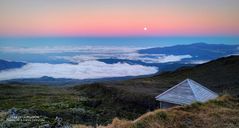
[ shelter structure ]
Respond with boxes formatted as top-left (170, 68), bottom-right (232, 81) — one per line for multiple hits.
top-left (155, 79), bottom-right (218, 108)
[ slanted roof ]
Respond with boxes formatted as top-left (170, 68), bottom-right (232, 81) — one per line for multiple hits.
top-left (155, 79), bottom-right (218, 105)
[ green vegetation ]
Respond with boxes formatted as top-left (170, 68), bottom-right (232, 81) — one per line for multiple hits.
top-left (0, 84), bottom-right (158, 127)
top-left (0, 56), bottom-right (239, 127)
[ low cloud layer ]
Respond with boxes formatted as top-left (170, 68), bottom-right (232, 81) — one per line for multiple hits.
top-left (0, 61), bottom-right (158, 81)
top-left (0, 46), bottom-right (192, 64)
top-left (0, 46), bottom-right (140, 54)
top-left (54, 53), bottom-right (192, 64)
top-left (188, 60), bottom-right (209, 64)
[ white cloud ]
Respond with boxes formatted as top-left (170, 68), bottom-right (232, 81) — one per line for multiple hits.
top-left (136, 54), bottom-right (192, 63)
top-left (0, 46), bottom-right (140, 54)
top-left (0, 46), bottom-right (192, 63)
top-left (0, 61), bottom-right (158, 81)
top-left (55, 54), bottom-right (192, 63)
top-left (188, 60), bottom-right (209, 64)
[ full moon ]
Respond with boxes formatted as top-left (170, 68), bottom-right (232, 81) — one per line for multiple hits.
top-left (144, 27), bottom-right (147, 31)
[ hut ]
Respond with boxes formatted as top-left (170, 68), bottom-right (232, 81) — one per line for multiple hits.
top-left (155, 78), bottom-right (218, 109)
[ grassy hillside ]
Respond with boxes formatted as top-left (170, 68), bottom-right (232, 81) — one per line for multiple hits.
top-left (105, 95), bottom-right (239, 128)
top-left (0, 56), bottom-right (239, 127)
top-left (110, 55), bottom-right (239, 96)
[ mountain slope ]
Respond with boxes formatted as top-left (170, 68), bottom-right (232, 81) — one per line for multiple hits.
top-left (71, 55), bottom-right (239, 125)
top-left (111, 55), bottom-right (239, 96)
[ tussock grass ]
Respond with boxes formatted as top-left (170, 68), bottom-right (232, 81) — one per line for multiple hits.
top-left (73, 124), bottom-right (94, 128)
top-left (105, 96), bottom-right (239, 128)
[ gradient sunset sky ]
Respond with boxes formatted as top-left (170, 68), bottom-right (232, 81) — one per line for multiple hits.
top-left (0, 0), bottom-right (239, 36)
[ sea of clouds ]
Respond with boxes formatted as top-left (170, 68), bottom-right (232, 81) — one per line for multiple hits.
top-left (0, 46), bottom-right (192, 63)
top-left (0, 61), bottom-right (158, 81)
top-left (54, 53), bottom-right (192, 63)
top-left (0, 46), bottom-right (138, 54)
top-left (0, 46), bottom-right (193, 80)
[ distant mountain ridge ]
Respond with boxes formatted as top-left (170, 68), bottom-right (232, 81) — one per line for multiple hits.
top-left (98, 58), bottom-right (194, 72)
top-left (138, 43), bottom-right (239, 60)
top-left (0, 59), bottom-right (26, 71)
top-left (0, 75), bottom-right (145, 86)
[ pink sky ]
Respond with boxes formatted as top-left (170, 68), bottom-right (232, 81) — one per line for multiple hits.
top-left (0, 0), bottom-right (239, 36)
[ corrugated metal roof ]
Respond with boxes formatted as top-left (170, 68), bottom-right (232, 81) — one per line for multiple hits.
top-left (155, 79), bottom-right (218, 105)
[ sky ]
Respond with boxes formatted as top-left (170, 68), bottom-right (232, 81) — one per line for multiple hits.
top-left (0, 0), bottom-right (239, 36)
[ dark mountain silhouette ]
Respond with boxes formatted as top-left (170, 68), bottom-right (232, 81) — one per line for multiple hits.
top-left (0, 59), bottom-right (26, 71)
top-left (138, 43), bottom-right (239, 61)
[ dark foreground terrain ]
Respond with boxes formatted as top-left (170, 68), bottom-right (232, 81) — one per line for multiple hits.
top-left (0, 56), bottom-right (239, 127)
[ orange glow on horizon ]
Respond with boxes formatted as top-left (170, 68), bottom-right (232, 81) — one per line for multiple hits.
top-left (0, 0), bottom-right (239, 36)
